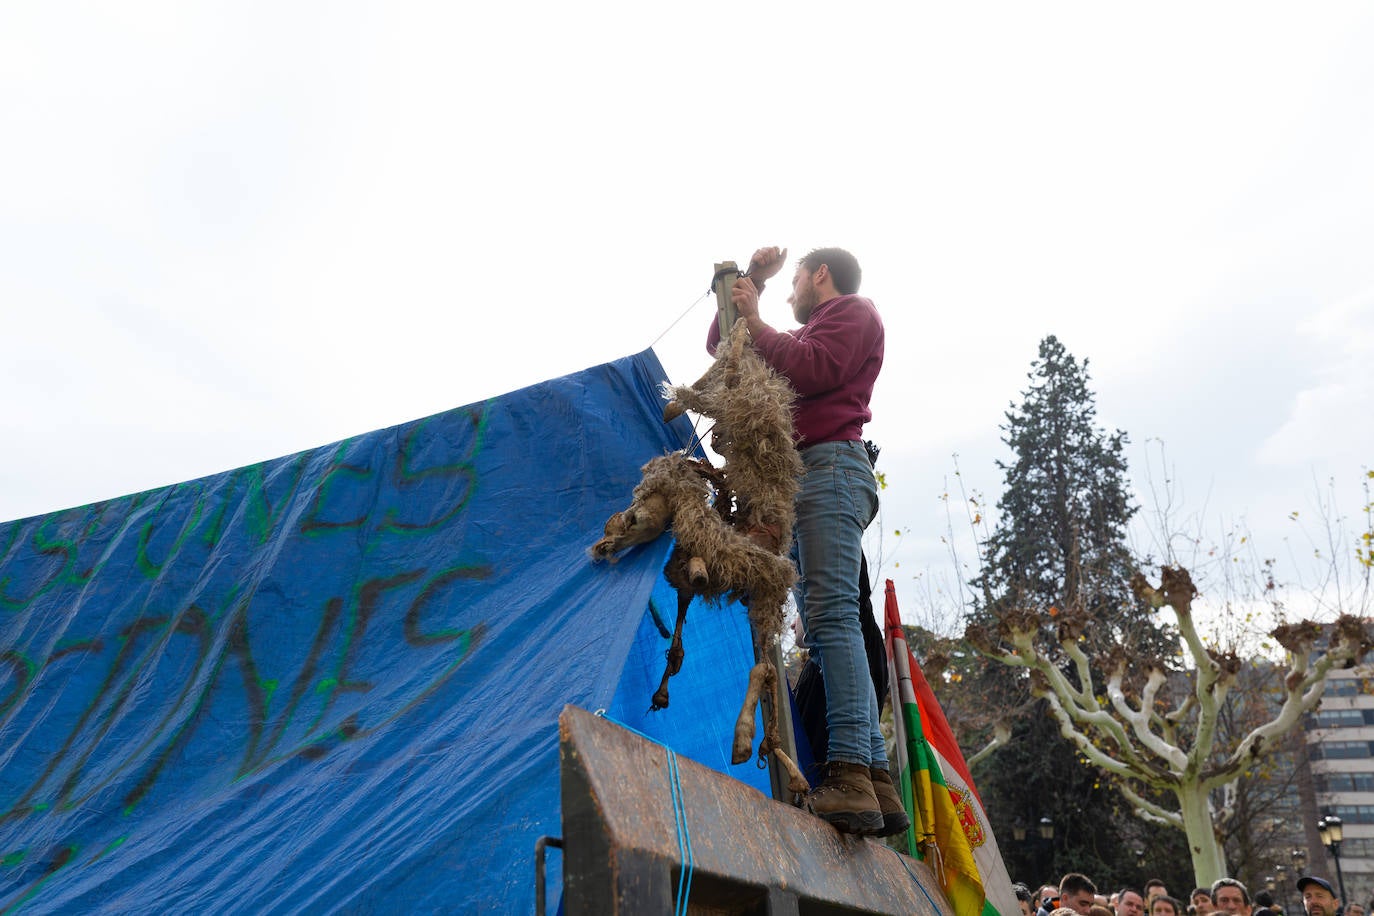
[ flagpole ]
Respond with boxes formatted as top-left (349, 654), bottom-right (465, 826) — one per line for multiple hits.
top-left (883, 581), bottom-right (920, 857)
top-left (884, 579), bottom-right (1020, 916)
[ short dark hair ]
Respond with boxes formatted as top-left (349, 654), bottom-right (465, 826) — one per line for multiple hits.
top-left (1146, 881), bottom-right (1168, 894)
top-left (1061, 874), bottom-right (1098, 897)
top-left (799, 247), bottom-right (862, 295)
top-left (1212, 879), bottom-right (1250, 905)
top-left (1253, 891), bottom-right (1275, 908)
top-left (1191, 889), bottom-right (1214, 902)
top-left (1153, 897), bottom-right (1185, 916)
top-left (1015, 884), bottom-right (1034, 904)
top-left (1120, 889), bottom-right (1145, 903)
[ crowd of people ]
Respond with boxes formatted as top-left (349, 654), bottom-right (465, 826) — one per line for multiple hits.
top-left (1012, 873), bottom-right (1368, 916)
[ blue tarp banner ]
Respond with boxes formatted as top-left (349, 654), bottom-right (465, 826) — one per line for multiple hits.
top-left (0, 350), bottom-right (769, 914)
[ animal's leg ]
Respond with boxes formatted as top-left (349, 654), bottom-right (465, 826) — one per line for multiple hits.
top-left (755, 661), bottom-right (778, 765)
top-left (754, 664), bottom-right (810, 795)
top-left (771, 747), bottom-right (810, 796)
top-left (650, 590), bottom-right (692, 711)
top-left (686, 556), bottom-right (708, 590)
top-left (732, 661), bottom-right (769, 764)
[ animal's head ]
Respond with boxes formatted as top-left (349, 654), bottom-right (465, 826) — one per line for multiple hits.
top-left (589, 492), bottom-right (670, 562)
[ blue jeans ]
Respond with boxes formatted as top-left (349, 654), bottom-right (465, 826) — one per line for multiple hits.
top-left (791, 439), bottom-right (886, 767)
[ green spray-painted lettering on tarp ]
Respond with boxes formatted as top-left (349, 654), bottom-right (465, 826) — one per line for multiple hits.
top-left (0, 350), bottom-right (709, 914)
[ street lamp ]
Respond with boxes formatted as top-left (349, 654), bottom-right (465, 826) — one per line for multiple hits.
top-left (1317, 815), bottom-right (1348, 909)
top-left (1038, 817), bottom-right (1055, 881)
top-left (1276, 863), bottom-right (1292, 914)
top-left (1292, 847), bottom-right (1308, 877)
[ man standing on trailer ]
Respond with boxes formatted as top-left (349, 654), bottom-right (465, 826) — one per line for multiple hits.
top-left (707, 245), bottom-right (900, 836)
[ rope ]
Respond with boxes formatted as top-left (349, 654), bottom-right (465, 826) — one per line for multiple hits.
top-left (651, 259), bottom-right (761, 350)
top-left (646, 276), bottom-right (737, 456)
top-left (641, 286), bottom-right (713, 456)
top-left (594, 713), bottom-right (933, 916)
top-left (674, 416), bottom-right (715, 459)
top-left (595, 710), bottom-right (695, 915)
top-left (648, 291), bottom-right (711, 350)
top-left (887, 845), bottom-right (944, 913)
top-left (708, 266), bottom-right (760, 294)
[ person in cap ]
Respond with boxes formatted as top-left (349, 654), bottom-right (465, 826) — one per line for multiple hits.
top-left (1297, 877), bottom-right (1340, 916)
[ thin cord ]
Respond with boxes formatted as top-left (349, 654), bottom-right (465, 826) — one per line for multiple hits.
top-left (595, 711), bottom-right (695, 914)
top-left (651, 283), bottom-right (722, 521)
top-left (648, 291), bottom-right (712, 350)
top-left (647, 282), bottom-right (721, 456)
top-left (674, 417), bottom-right (715, 459)
top-left (666, 746), bottom-right (694, 912)
top-left (887, 846), bottom-right (945, 913)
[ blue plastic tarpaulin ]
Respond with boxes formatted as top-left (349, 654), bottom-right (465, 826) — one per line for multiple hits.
top-left (0, 349), bottom-right (770, 914)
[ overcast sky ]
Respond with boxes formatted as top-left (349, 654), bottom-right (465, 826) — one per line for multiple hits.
top-left (3, 3), bottom-right (1371, 633)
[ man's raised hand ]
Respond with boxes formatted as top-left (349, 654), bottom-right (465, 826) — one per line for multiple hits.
top-left (747, 246), bottom-right (788, 284)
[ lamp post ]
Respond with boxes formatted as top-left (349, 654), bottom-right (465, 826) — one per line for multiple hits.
top-left (1293, 847), bottom-right (1308, 878)
top-left (1276, 863), bottom-right (1292, 914)
top-left (1011, 822), bottom-right (1030, 883)
top-left (1317, 815), bottom-right (1348, 909)
top-left (1039, 816), bottom-right (1055, 882)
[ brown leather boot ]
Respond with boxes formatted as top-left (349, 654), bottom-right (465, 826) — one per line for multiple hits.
top-left (805, 762), bottom-right (883, 835)
top-left (869, 765), bottom-right (911, 837)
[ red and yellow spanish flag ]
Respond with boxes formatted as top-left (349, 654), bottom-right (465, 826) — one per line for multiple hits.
top-left (883, 579), bottom-right (1017, 916)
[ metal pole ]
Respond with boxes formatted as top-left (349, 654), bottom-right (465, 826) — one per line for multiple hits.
top-left (714, 261), bottom-right (739, 340)
top-left (1331, 846), bottom-right (1347, 912)
top-left (764, 640), bottom-right (800, 803)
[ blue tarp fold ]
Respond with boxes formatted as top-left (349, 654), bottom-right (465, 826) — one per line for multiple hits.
top-left (0, 350), bottom-right (768, 914)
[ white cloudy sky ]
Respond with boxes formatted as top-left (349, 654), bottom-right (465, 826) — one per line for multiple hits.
top-left (2, 2), bottom-right (1371, 630)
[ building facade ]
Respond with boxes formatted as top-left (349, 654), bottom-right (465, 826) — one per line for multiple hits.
top-left (1307, 664), bottom-right (1374, 910)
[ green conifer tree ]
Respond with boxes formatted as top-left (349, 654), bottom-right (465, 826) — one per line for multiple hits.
top-left (972, 334), bottom-right (1165, 657)
top-left (962, 334), bottom-right (1181, 888)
